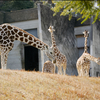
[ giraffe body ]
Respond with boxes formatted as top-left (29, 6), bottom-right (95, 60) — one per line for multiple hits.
top-left (76, 30), bottom-right (100, 76)
top-left (0, 23), bottom-right (53, 69)
top-left (42, 60), bottom-right (55, 74)
top-left (48, 26), bottom-right (67, 75)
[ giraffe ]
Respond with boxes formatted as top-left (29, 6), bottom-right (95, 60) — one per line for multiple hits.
top-left (76, 30), bottom-right (100, 76)
top-left (0, 23), bottom-right (54, 69)
top-left (48, 26), bottom-right (67, 75)
top-left (42, 60), bottom-right (55, 74)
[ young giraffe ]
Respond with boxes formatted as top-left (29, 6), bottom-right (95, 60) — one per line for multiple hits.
top-left (76, 30), bottom-right (100, 76)
top-left (48, 26), bottom-right (67, 75)
top-left (0, 23), bottom-right (54, 69)
top-left (42, 60), bottom-right (55, 74)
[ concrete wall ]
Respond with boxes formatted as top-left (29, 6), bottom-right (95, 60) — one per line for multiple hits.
top-left (91, 19), bottom-right (100, 77)
top-left (40, 5), bottom-right (78, 75)
top-left (0, 12), bottom-right (4, 24)
top-left (0, 8), bottom-right (38, 24)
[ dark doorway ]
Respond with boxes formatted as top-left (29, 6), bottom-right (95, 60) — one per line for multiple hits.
top-left (24, 46), bottom-right (39, 71)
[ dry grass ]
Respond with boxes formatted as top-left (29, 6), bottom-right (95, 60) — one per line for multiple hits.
top-left (0, 70), bottom-right (100, 100)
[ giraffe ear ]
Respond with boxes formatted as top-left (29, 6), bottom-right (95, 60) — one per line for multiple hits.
top-left (83, 32), bottom-right (85, 34)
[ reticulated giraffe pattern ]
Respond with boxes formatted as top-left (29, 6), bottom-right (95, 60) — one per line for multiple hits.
top-left (48, 26), bottom-right (67, 75)
top-left (0, 23), bottom-right (53, 69)
top-left (76, 30), bottom-right (100, 76)
top-left (42, 60), bottom-right (55, 74)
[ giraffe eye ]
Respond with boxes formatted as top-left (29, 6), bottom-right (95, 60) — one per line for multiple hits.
top-left (46, 46), bottom-right (48, 49)
top-left (50, 52), bottom-right (52, 54)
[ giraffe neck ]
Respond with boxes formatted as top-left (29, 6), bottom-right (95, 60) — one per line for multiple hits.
top-left (84, 53), bottom-right (98, 62)
top-left (1, 23), bottom-right (48, 50)
top-left (51, 32), bottom-right (59, 54)
top-left (84, 37), bottom-right (88, 53)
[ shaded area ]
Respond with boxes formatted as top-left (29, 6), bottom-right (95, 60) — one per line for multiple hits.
top-left (24, 46), bottom-right (38, 71)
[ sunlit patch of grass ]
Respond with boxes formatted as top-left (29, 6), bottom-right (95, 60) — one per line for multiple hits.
top-left (0, 69), bottom-right (100, 100)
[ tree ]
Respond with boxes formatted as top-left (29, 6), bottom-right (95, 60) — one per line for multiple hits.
top-left (51, 1), bottom-right (100, 24)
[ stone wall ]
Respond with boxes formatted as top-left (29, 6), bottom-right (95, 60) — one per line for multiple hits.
top-left (40, 5), bottom-right (78, 75)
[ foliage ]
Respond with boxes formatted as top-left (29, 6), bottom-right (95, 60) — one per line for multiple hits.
top-left (0, 0), bottom-right (34, 12)
top-left (51, 1), bottom-right (100, 24)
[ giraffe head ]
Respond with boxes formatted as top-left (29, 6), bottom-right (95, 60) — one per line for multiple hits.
top-left (45, 46), bottom-right (55, 61)
top-left (95, 57), bottom-right (100, 65)
top-left (48, 26), bottom-right (55, 33)
top-left (83, 30), bottom-right (89, 37)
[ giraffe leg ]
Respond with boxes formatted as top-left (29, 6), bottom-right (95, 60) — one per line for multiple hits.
top-left (85, 66), bottom-right (89, 77)
top-left (1, 48), bottom-right (9, 69)
top-left (57, 65), bottom-right (62, 75)
top-left (54, 64), bottom-right (56, 74)
top-left (63, 63), bottom-right (66, 75)
top-left (77, 66), bottom-right (80, 76)
top-left (57, 65), bottom-right (60, 74)
top-left (81, 65), bottom-right (84, 76)
top-left (79, 66), bottom-right (83, 76)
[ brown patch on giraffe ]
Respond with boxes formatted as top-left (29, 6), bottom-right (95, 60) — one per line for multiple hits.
top-left (5, 48), bottom-right (8, 51)
top-left (11, 40), bottom-right (14, 42)
top-left (2, 25), bottom-right (6, 29)
top-left (29, 36), bottom-right (32, 41)
top-left (1, 31), bottom-right (3, 34)
top-left (40, 42), bottom-right (43, 46)
top-left (4, 28), bottom-right (7, 31)
top-left (34, 39), bottom-right (36, 42)
top-left (14, 29), bottom-right (18, 33)
top-left (11, 30), bottom-right (15, 35)
top-left (8, 25), bottom-right (13, 30)
top-left (8, 47), bottom-right (11, 49)
top-left (9, 36), bottom-right (14, 40)
top-left (8, 31), bottom-right (11, 36)
top-left (3, 45), bottom-right (6, 47)
top-left (18, 32), bottom-right (23, 36)
top-left (56, 53), bottom-right (59, 57)
top-left (28, 41), bottom-right (33, 45)
top-left (15, 38), bottom-right (17, 40)
top-left (15, 34), bottom-right (19, 38)
top-left (24, 34), bottom-right (28, 37)
top-left (0, 40), bottom-right (3, 43)
top-left (0, 36), bottom-right (2, 39)
top-left (4, 41), bottom-right (7, 44)
top-left (3, 33), bottom-right (6, 36)
top-left (38, 45), bottom-right (42, 49)
top-left (6, 39), bottom-right (10, 42)
top-left (20, 37), bottom-right (24, 41)
top-left (1, 44), bottom-right (4, 47)
top-left (5, 54), bottom-right (7, 58)
top-left (33, 44), bottom-right (36, 47)
top-left (25, 39), bottom-right (28, 42)
top-left (5, 32), bottom-right (7, 34)
top-left (0, 29), bottom-right (2, 31)
top-left (10, 43), bottom-right (13, 46)
top-left (3, 36), bottom-right (8, 40)
top-left (36, 41), bottom-right (39, 44)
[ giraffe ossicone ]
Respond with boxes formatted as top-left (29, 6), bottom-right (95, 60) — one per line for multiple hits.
top-left (0, 23), bottom-right (53, 69)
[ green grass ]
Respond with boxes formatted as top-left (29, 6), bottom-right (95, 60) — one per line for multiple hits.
top-left (0, 69), bottom-right (100, 100)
